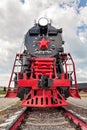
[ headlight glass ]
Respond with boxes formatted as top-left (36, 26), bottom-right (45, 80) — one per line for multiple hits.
top-left (38, 18), bottom-right (48, 27)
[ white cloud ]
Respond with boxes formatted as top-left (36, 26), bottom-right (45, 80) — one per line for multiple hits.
top-left (0, 0), bottom-right (87, 86)
top-left (79, 6), bottom-right (87, 25)
top-left (79, 32), bottom-right (87, 43)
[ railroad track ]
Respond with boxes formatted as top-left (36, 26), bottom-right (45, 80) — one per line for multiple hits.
top-left (0, 107), bottom-right (87, 130)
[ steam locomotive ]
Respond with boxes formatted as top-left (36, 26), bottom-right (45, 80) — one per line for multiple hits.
top-left (6, 17), bottom-right (80, 107)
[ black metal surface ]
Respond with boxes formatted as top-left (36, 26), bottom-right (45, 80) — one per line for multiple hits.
top-left (25, 23), bottom-right (64, 57)
top-left (39, 76), bottom-right (53, 89)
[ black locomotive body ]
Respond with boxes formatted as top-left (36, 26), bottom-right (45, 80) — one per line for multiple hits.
top-left (6, 18), bottom-right (80, 107)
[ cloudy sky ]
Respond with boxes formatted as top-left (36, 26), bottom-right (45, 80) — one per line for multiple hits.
top-left (0, 0), bottom-right (87, 86)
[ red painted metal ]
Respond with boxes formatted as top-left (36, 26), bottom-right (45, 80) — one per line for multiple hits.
top-left (21, 89), bottom-right (68, 107)
top-left (61, 53), bottom-right (80, 98)
top-left (5, 54), bottom-right (23, 98)
top-left (37, 37), bottom-right (50, 50)
top-left (18, 78), bottom-right (70, 88)
top-left (19, 56), bottom-right (79, 107)
top-left (6, 52), bottom-right (80, 107)
top-left (64, 108), bottom-right (87, 130)
top-left (5, 88), bottom-right (17, 98)
top-left (84, 89), bottom-right (87, 92)
top-left (18, 57), bottom-right (69, 107)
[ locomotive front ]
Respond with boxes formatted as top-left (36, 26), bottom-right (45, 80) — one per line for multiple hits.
top-left (6, 18), bottom-right (80, 107)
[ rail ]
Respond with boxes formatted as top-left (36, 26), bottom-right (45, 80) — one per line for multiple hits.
top-left (6, 107), bottom-right (27, 130)
top-left (1, 107), bottom-right (87, 130)
top-left (63, 107), bottom-right (87, 130)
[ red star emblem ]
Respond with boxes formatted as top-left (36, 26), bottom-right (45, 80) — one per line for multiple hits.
top-left (37, 38), bottom-right (50, 50)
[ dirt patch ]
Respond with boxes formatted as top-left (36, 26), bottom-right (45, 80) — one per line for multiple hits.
top-left (0, 101), bottom-right (22, 124)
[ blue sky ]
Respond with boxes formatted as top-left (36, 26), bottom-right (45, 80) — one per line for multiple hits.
top-left (20, 0), bottom-right (25, 3)
top-left (0, 0), bottom-right (87, 86)
top-left (78, 0), bottom-right (87, 8)
top-left (20, 0), bottom-right (87, 7)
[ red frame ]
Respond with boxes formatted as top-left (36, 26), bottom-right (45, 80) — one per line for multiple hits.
top-left (5, 53), bottom-right (80, 107)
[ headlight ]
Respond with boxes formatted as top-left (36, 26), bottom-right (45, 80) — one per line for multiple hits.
top-left (38, 17), bottom-right (48, 27)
